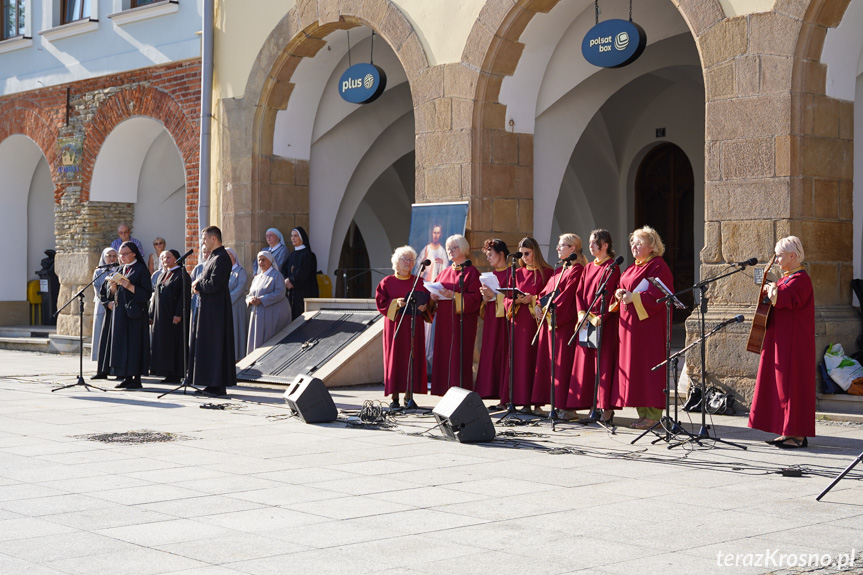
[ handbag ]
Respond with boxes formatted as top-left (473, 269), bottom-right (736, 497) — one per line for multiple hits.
top-left (705, 387), bottom-right (736, 415)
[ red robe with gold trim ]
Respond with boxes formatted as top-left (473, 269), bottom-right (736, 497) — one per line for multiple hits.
top-left (475, 268), bottom-right (510, 399)
top-left (748, 269), bottom-right (816, 437)
top-left (613, 257), bottom-right (673, 409)
top-left (568, 258), bottom-right (620, 410)
top-left (501, 266), bottom-right (552, 405)
top-left (532, 263), bottom-right (583, 405)
top-left (430, 264), bottom-right (482, 395)
top-left (375, 274), bottom-right (431, 396)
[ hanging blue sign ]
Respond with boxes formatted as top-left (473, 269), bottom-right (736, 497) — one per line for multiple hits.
top-left (581, 19), bottom-right (646, 68)
top-left (338, 63), bottom-right (387, 104)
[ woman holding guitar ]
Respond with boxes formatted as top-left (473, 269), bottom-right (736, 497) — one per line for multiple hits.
top-left (748, 236), bottom-right (815, 449)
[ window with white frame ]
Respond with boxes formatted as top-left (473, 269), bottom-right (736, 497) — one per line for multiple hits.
top-left (62, 0), bottom-right (92, 24)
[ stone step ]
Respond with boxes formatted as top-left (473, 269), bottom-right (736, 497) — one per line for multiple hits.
top-left (0, 325), bottom-right (56, 338)
top-left (817, 392), bottom-right (863, 417)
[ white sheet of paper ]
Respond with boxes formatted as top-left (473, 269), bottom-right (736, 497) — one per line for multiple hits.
top-left (634, 278), bottom-right (650, 293)
top-left (479, 272), bottom-right (502, 294)
top-left (424, 282), bottom-right (451, 300)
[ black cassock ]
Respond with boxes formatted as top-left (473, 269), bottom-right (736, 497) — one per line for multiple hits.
top-left (189, 246), bottom-right (237, 388)
top-left (108, 261), bottom-right (153, 378)
top-left (149, 267), bottom-right (191, 378)
top-left (281, 248), bottom-right (319, 320)
top-left (96, 280), bottom-right (114, 376)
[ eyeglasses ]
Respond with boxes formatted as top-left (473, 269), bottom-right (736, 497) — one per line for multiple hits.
top-left (399, 257), bottom-right (416, 263)
top-left (557, 243), bottom-right (572, 249)
top-left (154, 242), bottom-right (165, 247)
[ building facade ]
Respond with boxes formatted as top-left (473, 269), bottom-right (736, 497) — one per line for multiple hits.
top-left (0, 0), bottom-right (203, 336)
top-left (210, 0), bottom-right (861, 404)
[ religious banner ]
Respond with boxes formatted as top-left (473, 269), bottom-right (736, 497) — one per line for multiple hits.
top-left (58, 137), bottom-right (83, 183)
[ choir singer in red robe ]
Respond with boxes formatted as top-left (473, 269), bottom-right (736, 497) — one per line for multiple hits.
top-left (613, 226), bottom-right (673, 430)
top-left (429, 235), bottom-right (482, 395)
top-left (476, 239), bottom-right (510, 408)
top-left (376, 246), bottom-right (433, 408)
top-left (749, 236), bottom-right (815, 449)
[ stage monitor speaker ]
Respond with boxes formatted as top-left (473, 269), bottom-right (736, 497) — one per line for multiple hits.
top-left (283, 375), bottom-right (338, 423)
top-left (432, 387), bottom-right (495, 443)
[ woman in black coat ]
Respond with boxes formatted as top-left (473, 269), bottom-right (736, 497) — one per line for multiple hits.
top-left (108, 241), bottom-right (153, 389)
top-left (149, 249), bottom-right (191, 383)
top-left (281, 226), bottom-right (319, 320)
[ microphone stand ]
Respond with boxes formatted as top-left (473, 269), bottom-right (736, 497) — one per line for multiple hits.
top-left (670, 265), bottom-right (749, 450)
top-left (570, 263), bottom-right (616, 430)
top-left (496, 255), bottom-right (520, 420)
top-left (52, 269), bottom-right (110, 393)
top-left (159, 249), bottom-right (197, 399)
top-left (531, 261), bottom-right (568, 431)
top-left (631, 279), bottom-right (694, 445)
top-left (392, 261), bottom-right (427, 410)
top-left (458, 264), bottom-right (466, 389)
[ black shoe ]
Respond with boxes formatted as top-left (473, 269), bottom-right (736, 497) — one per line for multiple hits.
top-left (114, 378), bottom-right (142, 390)
top-left (389, 399), bottom-right (401, 409)
top-left (91, 373), bottom-right (108, 380)
top-left (197, 386), bottom-right (227, 397)
top-left (488, 404), bottom-right (506, 412)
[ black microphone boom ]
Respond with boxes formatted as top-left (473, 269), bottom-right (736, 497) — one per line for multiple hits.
top-left (612, 255), bottom-right (625, 266)
top-left (509, 252), bottom-right (523, 259)
top-left (717, 314), bottom-right (745, 329)
top-left (730, 258), bottom-right (758, 267)
top-left (419, 259), bottom-right (431, 268)
top-left (176, 248), bottom-right (195, 265)
top-left (461, 260), bottom-right (472, 268)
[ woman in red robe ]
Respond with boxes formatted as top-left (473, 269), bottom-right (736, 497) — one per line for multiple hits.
top-left (749, 236), bottom-right (815, 449)
top-left (502, 237), bottom-right (553, 413)
top-left (430, 234), bottom-right (482, 395)
top-left (531, 233), bottom-right (587, 418)
top-left (568, 229), bottom-right (620, 423)
top-left (612, 226), bottom-right (674, 430)
top-left (376, 246), bottom-right (432, 408)
top-left (476, 239), bottom-right (510, 406)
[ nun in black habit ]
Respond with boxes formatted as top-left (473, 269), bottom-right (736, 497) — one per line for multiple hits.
top-left (149, 249), bottom-right (191, 383)
top-left (108, 241), bottom-right (153, 390)
top-left (281, 226), bottom-right (319, 320)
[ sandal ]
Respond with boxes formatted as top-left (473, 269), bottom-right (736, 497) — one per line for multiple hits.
top-left (776, 437), bottom-right (808, 449)
top-left (631, 419), bottom-right (658, 430)
top-left (764, 436), bottom-right (787, 445)
top-left (600, 411), bottom-right (615, 426)
top-left (628, 417), bottom-right (645, 429)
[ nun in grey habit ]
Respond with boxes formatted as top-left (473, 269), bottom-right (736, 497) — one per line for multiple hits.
top-left (91, 247), bottom-right (118, 362)
top-left (225, 247), bottom-right (249, 360)
top-left (245, 250), bottom-right (291, 356)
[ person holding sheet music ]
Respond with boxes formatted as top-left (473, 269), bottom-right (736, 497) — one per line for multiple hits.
top-left (531, 234), bottom-right (587, 419)
top-left (568, 229), bottom-right (620, 423)
top-left (502, 237), bottom-right (553, 414)
top-left (429, 234), bottom-right (482, 395)
top-left (612, 226), bottom-right (674, 430)
top-left (376, 246), bottom-right (433, 408)
top-left (475, 239), bottom-right (510, 407)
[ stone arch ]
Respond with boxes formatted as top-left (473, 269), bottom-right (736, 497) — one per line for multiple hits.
top-left (83, 85), bottom-right (200, 252)
top-left (0, 99), bottom-right (59, 198)
top-left (223, 0), bottom-right (432, 267)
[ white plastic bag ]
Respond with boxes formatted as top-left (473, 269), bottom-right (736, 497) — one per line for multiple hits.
top-left (823, 343), bottom-right (863, 391)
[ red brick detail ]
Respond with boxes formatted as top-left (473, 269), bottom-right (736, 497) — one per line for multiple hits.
top-left (0, 97), bottom-right (62, 181)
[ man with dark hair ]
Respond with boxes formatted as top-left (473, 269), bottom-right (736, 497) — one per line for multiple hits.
top-left (189, 225), bottom-right (236, 396)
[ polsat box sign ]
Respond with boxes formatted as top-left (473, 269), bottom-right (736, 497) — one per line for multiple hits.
top-left (338, 63), bottom-right (387, 104)
top-left (582, 19), bottom-right (646, 68)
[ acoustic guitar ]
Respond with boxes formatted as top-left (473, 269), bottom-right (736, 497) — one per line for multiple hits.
top-left (746, 255), bottom-right (776, 354)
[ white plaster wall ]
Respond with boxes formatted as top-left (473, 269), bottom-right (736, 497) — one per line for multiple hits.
top-left (0, 0), bottom-right (203, 95)
top-left (823, 0), bottom-right (863, 102)
top-left (855, 73), bottom-right (862, 283)
top-left (27, 157), bottom-right (56, 282)
top-left (0, 136), bottom-right (46, 301)
top-left (132, 131), bottom-right (187, 262)
top-left (90, 117), bottom-right (165, 203)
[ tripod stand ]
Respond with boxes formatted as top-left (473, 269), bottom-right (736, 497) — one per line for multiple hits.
top-left (53, 270), bottom-right (108, 393)
top-left (159, 248), bottom-right (198, 399)
top-left (391, 261), bottom-right (429, 411)
top-left (817, 451), bottom-right (863, 501)
top-left (532, 261), bottom-right (569, 431)
top-left (496, 254), bottom-right (523, 421)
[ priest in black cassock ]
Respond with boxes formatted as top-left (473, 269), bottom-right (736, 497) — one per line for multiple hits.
top-left (149, 249), bottom-right (191, 384)
top-left (281, 226), bottom-right (319, 320)
top-left (189, 226), bottom-right (237, 396)
top-left (108, 242), bottom-right (153, 390)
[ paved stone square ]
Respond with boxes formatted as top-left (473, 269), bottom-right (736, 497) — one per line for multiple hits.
top-left (0, 350), bottom-right (861, 575)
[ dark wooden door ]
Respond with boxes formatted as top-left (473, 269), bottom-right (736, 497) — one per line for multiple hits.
top-left (635, 143), bottom-right (695, 319)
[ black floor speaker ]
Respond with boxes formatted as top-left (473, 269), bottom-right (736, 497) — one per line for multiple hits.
top-left (432, 387), bottom-right (496, 443)
top-left (283, 375), bottom-right (338, 423)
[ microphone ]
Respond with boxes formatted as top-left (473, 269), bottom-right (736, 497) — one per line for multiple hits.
top-left (175, 248), bottom-right (194, 264)
top-left (716, 314), bottom-right (745, 330)
top-left (557, 253), bottom-right (579, 265)
top-left (96, 263), bottom-right (118, 269)
top-left (461, 260), bottom-right (472, 268)
top-left (730, 258), bottom-right (758, 267)
top-left (508, 252), bottom-right (523, 259)
top-left (611, 255), bottom-right (625, 267)
top-left (419, 259), bottom-right (431, 268)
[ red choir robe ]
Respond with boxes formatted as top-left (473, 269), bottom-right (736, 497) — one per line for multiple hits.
top-left (532, 262), bottom-right (583, 405)
top-left (748, 268), bottom-right (816, 437)
top-left (376, 274), bottom-right (433, 396)
top-left (568, 258), bottom-right (621, 410)
top-left (502, 266), bottom-right (553, 405)
top-left (430, 263), bottom-right (482, 395)
top-left (612, 256), bottom-right (673, 410)
top-left (475, 267), bottom-right (510, 399)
